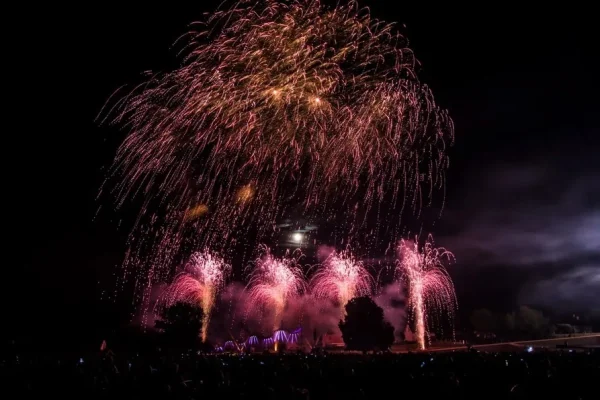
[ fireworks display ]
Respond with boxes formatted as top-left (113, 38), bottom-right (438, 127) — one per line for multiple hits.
top-left (310, 250), bottom-right (373, 315)
top-left (396, 235), bottom-right (457, 350)
top-left (100, 0), bottom-right (454, 311)
top-left (100, 0), bottom-right (458, 348)
top-left (164, 250), bottom-right (231, 341)
top-left (246, 248), bottom-right (306, 330)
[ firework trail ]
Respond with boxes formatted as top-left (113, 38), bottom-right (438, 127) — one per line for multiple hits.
top-left (165, 250), bottom-right (231, 341)
top-left (246, 248), bottom-right (306, 330)
top-left (396, 235), bottom-right (457, 350)
top-left (310, 250), bottom-right (372, 316)
top-left (100, 0), bottom-right (453, 311)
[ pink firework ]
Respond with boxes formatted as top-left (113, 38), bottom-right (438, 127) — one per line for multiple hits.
top-left (166, 250), bottom-right (231, 341)
top-left (246, 248), bottom-right (306, 330)
top-left (310, 250), bottom-right (373, 315)
top-left (396, 235), bottom-right (457, 350)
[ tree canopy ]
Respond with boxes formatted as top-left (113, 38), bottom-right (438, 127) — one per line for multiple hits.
top-left (339, 296), bottom-right (395, 351)
top-left (470, 306), bottom-right (551, 340)
top-left (515, 306), bottom-right (550, 338)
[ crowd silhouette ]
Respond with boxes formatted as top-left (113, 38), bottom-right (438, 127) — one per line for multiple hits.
top-left (1, 346), bottom-right (598, 399)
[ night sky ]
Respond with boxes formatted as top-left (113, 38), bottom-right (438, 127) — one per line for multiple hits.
top-left (7, 2), bottom-right (598, 345)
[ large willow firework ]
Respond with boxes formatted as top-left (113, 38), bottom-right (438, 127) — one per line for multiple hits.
top-left (101, 0), bottom-right (453, 309)
top-left (396, 235), bottom-right (457, 350)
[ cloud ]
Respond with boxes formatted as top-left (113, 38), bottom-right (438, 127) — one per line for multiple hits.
top-left (521, 264), bottom-right (600, 310)
top-left (440, 163), bottom-right (600, 310)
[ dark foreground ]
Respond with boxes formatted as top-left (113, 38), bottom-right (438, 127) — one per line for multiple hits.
top-left (1, 350), bottom-right (599, 399)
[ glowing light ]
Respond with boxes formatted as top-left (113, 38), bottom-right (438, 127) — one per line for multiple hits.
top-left (310, 250), bottom-right (372, 316)
top-left (292, 232), bottom-right (303, 243)
top-left (247, 336), bottom-right (259, 346)
top-left (274, 329), bottom-right (288, 343)
top-left (288, 327), bottom-right (302, 344)
top-left (396, 235), bottom-right (457, 350)
top-left (164, 250), bottom-right (231, 341)
top-left (224, 340), bottom-right (236, 350)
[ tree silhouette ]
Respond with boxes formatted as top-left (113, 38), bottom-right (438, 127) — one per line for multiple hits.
top-left (503, 312), bottom-right (517, 337)
top-left (499, 307), bottom-right (551, 339)
top-left (155, 302), bottom-right (203, 349)
top-left (339, 296), bottom-right (395, 351)
top-left (516, 306), bottom-right (549, 339)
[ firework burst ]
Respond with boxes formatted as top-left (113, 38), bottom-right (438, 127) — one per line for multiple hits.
top-left (310, 250), bottom-right (372, 315)
top-left (246, 247), bottom-right (306, 330)
top-left (165, 250), bottom-right (231, 341)
top-left (101, 0), bottom-right (453, 313)
top-left (396, 235), bottom-right (457, 350)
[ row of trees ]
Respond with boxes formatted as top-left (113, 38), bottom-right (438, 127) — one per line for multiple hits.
top-left (470, 306), bottom-right (552, 340)
top-left (155, 297), bottom-right (396, 352)
top-left (155, 301), bottom-right (590, 350)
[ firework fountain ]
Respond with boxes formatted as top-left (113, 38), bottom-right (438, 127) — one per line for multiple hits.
top-left (165, 250), bottom-right (231, 341)
top-left (100, 0), bottom-right (453, 312)
top-left (310, 250), bottom-right (373, 316)
top-left (246, 248), bottom-right (306, 331)
top-left (396, 235), bottom-right (457, 350)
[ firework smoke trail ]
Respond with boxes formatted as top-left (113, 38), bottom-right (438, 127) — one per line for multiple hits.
top-left (246, 248), bottom-right (306, 330)
top-left (100, 0), bottom-right (453, 310)
top-left (310, 250), bottom-right (372, 316)
top-left (165, 250), bottom-right (231, 341)
top-left (396, 235), bottom-right (457, 350)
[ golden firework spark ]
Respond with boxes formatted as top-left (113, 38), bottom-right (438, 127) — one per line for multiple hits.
top-left (236, 184), bottom-right (255, 204)
top-left (184, 203), bottom-right (209, 221)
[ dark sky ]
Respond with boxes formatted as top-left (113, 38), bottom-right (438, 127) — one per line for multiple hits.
top-left (7, 2), bottom-right (599, 342)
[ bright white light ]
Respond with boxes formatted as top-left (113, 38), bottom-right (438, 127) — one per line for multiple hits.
top-left (292, 232), bottom-right (303, 243)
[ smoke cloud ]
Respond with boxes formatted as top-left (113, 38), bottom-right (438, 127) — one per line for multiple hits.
top-left (150, 280), bottom-right (407, 344)
top-left (208, 282), bottom-right (345, 343)
top-left (374, 283), bottom-right (406, 340)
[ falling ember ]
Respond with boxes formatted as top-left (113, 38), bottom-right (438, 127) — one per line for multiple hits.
top-left (246, 247), bottom-right (306, 330)
top-left (310, 250), bottom-right (372, 316)
top-left (184, 203), bottom-right (208, 221)
top-left (165, 250), bottom-right (231, 341)
top-left (396, 235), bottom-right (457, 350)
top-left (235, 184), bottom-right (255, 204)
